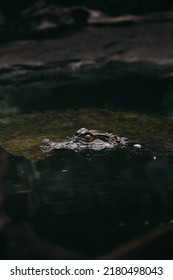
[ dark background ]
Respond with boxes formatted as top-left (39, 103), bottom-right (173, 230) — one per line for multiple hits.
top-left (0, 0), bottom-right (173, 261)
top-left (0, 0), bottom-right (173, 22)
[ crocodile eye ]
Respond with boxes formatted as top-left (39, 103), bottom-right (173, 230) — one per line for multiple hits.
top-left (83, 134), bottom-right (93, 142)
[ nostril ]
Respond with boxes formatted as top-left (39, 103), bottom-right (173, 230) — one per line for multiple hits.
top-left (41, 139), bottom-right (51, 148)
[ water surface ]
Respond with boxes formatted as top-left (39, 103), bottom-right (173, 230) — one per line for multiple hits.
top-left (0, 108), bottom-right (173, 259)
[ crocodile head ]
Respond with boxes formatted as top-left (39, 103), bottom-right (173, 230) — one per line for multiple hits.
top-left (40, 128), bottom-right (128, 155)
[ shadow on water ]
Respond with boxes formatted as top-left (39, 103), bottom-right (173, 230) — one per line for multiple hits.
top-left (1, 145), bottom-right (173, 259)
top-left (0, 72), bottom-right (173, 259)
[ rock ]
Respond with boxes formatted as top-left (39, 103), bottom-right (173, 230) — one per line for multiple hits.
top-left (0, 11), bottom-right (173, 111)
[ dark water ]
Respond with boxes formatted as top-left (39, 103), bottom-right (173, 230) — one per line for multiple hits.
top-left (1, 143), bottom-right (173, 259)
top-left (0, 80), bottom-right (173, 259)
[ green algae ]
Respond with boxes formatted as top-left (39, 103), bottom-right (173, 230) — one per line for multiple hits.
top-left (0, 108), bottom-right (172, 161)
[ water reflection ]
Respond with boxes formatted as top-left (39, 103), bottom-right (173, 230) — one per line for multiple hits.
top-left (1, 147), bottom-right (173, 259)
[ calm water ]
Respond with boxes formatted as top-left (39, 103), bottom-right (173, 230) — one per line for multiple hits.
top-left (1, 136), bottom-right (173, 259)
top-left (0, 87), bottom-right (173, 259)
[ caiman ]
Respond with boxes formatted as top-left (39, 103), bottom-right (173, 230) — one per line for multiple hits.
top-left (40, 127), bottom-right (167, 157)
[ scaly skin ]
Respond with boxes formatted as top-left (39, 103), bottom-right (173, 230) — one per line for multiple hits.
top-left (40, 127), bottom-right (142, 155)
